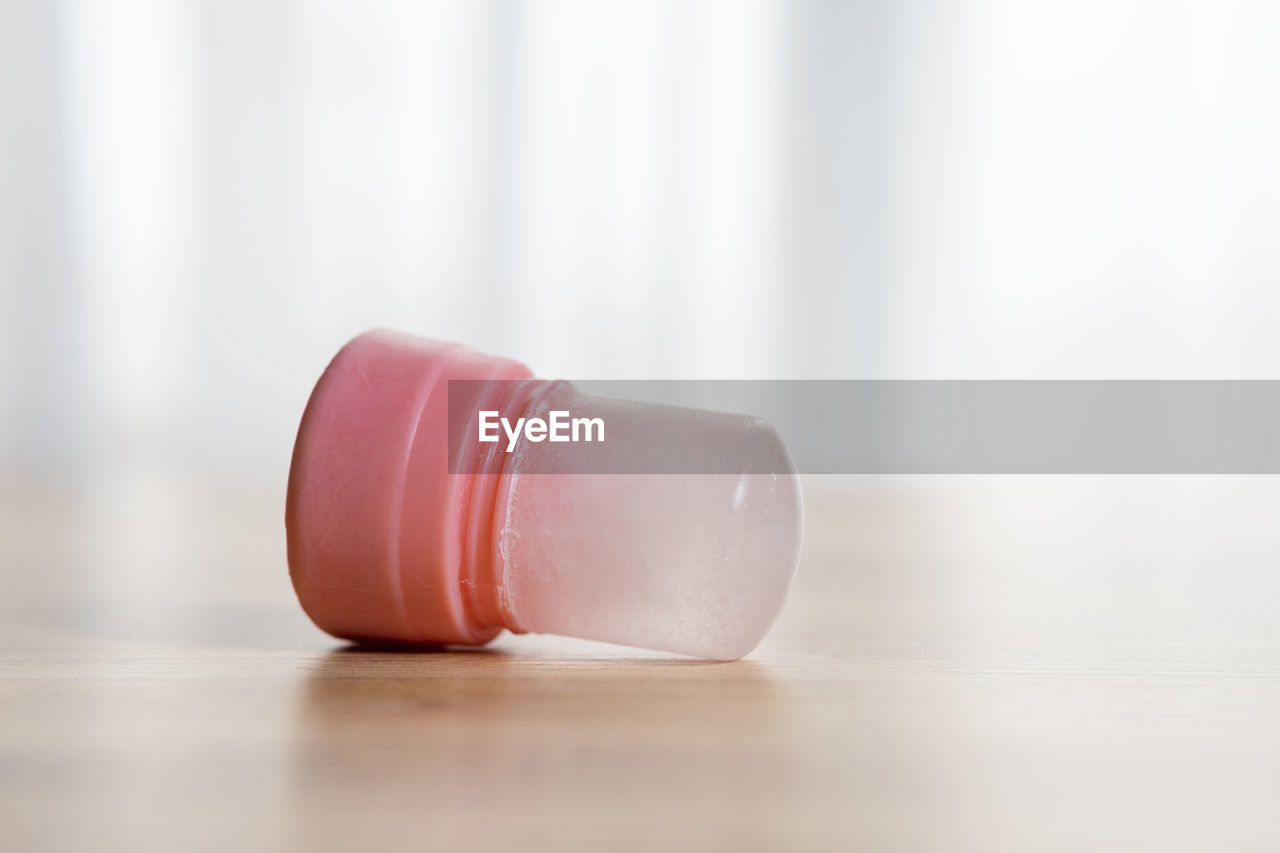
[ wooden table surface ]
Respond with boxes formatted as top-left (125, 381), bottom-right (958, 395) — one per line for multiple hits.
top-left (2, 473), bottom-right (1278, 852)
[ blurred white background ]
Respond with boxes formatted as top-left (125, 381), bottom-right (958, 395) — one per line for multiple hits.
top-left (2, 0), bottom-right (1279, 482)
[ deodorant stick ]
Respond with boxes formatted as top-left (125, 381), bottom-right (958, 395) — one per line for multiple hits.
top-left (285, 329), bottom-right (803, 660)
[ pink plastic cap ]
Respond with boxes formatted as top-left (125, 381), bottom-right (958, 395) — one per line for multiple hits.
top-left (286, 330), bottom-right (532, 646)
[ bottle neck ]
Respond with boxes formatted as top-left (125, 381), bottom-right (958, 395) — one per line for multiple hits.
top-left (453, 376), bottom-right (554, 635)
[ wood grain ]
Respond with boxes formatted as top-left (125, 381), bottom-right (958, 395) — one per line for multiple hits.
top-left (2, 474), bottom-right (1278, 851)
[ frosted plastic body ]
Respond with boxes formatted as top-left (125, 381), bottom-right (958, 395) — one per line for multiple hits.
top-left (286, 330), bottom-right (803, 660)
top-left (497, 386), bottom-right (803, 660)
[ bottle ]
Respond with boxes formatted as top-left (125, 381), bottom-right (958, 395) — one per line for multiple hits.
top-left (285, 329), bottom-right (803, 660)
